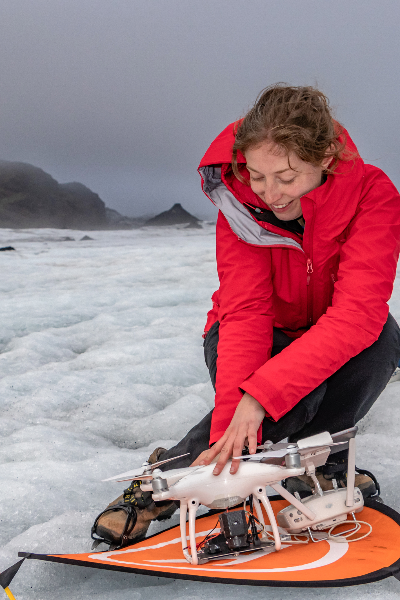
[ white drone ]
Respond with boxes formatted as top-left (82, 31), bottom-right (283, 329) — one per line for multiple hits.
top-left (104, 426), bottom-right (365, 565)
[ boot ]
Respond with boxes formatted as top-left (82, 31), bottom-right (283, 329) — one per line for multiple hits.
top-left (91, 447), bottom-right (177, 549)
top-left (285, 460), bottom-right (380, 501)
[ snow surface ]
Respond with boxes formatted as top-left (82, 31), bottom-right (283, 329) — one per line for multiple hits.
top-left (0, 225), bottom-right (399, 599)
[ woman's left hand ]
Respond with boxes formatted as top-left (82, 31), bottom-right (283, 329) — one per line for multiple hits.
top-left (191, 393), bottom-right (266, 475)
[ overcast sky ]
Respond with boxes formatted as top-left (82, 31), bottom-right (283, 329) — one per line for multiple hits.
top-left (0, 0), bottom-right (399, 219)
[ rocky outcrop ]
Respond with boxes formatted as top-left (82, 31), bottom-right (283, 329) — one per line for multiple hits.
top-left (144, 203), bottom-right (201, 227)
top-left (105, 207), bottom-right (145, 229)
top-left (0, 161), bottom-right (107, 229)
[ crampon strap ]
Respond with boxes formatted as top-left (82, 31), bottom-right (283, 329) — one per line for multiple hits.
top-left (91, 504), bottom-right (138, 550)
top-left (355, 466), bottom-right (381, 496)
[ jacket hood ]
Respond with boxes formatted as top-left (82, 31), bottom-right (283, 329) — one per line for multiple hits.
top-left (197, 121), bottom-right (365, 254)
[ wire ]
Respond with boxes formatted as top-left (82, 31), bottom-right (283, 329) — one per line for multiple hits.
top-left (195, 509), bottom-right (372, 554)
top-left (244, 511), bottom-right (266, 534)
top-left (244, 511), bottom-right (309, 544)
top-left (293, 534), bottom-right (311, 543)
top-left (291, 519), bottom-right (372, 544)
top-left (326, 520), bottom-right (372, 543)
top-left (244, 510), bottom-right (372, 544)
top-left (196, 518), bottom-right (221, 550)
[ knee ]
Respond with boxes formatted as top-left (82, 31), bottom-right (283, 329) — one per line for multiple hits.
top-left (374, 313), bottom-right (400, 362)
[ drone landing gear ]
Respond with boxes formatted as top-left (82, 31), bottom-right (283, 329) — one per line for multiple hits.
top-left (252, 486), bottom-right (282, 550)
top-left (180, 488), bottom-right (284, 565)
top-left (180, 499), bottom-right (200, 565)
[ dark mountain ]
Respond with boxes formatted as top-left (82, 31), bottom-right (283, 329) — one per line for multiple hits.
top-left (144, 203), bottom-right (201, 227)
top-left (0, 161), bottom-right (202, 230)
top-left (0, 161), bottom-right (106, 229)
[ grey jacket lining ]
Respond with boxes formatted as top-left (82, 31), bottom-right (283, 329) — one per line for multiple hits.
top-left (200, 166), bottom-right (303, 250)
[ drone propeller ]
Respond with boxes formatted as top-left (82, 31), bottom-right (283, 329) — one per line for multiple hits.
top-left (331, 426), bottom-right (358, 443)
top-left (256, 431), bottom-right (333, 452)
top-left (103, 452), bottom-right (190, 482)
top-left (256, 441), bottom-right (291, 451)
top-left (141, 466), bottom-right (202, 488)
top-left (234, 430), bottom-right (349, 462)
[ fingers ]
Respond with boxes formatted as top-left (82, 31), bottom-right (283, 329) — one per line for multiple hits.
top-left (191, 448), bottom-right (215, 467)
top-left (192, 395), bottom-right (265, 475)
top-left (229, 430), bottom-right (247, 474)
top-left (190, 450), bottom-right (209, 467)
top-left (247, 427), bottom-right (258, 455)
top-left (212, 442), bottom-right (233, 475)
top-left (191, 437), bottom-right (226, 467)
top-left (212, 420), bottom-right (257, 475)
top-left (222, 418), bottom-right (260, 474)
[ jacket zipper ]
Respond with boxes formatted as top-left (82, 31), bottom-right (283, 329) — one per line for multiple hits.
top-left (209, 166), bottom-right (317, 326)
top-left (306, 258), bottom-right (313, 325)
top-left (305, 203), bottom-right (315, 327)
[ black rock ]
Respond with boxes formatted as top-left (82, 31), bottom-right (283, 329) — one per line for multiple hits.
top-left (0, 161), bottom-right (107, 229)
top-left (0, 246), bottom-right (15, 251)
top-left (144, 203), bottom-right (201, 227)
top-left (80, 235), bottom-right (94, 241)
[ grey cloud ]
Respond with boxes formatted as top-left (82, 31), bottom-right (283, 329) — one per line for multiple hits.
top-left (0, 0), bottom-right (399, 219)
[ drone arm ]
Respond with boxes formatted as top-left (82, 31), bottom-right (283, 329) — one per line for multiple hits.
top-left (270, 483), bottom-right (316, 521)
top-left (253, 487), bottom-right (281, 551)
top-left (346, 436), bottom-right (356, 507)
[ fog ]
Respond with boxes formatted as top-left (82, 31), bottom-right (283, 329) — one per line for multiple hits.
top-left (0, 0), bottom-right (399, 219)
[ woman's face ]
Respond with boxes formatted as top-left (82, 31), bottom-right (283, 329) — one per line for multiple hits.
top-left (245, 142), bottom-right (331, 221)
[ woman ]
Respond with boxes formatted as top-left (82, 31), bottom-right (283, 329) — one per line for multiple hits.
top-left (92, 85), bottom-right (400, 549)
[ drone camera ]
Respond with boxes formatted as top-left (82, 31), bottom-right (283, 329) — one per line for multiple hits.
top-left (219, 510), bottom-right (250, 550)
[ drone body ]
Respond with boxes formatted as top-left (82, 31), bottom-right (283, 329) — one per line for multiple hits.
top-left (146, 461), bottom-right (305, 509)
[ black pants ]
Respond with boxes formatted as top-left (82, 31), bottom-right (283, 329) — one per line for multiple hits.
top-left (159, 314), bottom-right (400, 470)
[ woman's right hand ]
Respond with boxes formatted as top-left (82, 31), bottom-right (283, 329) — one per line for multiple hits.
top-left (190, 392), bottom-right (266, 475)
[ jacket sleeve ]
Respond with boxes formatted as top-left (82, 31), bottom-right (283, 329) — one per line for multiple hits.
top-left (241, 170), bottom-right (400, 421)
top-left (210, 211), bottom-right (275, 444)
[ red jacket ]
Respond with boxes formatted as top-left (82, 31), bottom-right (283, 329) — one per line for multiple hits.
top-left (199, 122), bottom-right (400, 445)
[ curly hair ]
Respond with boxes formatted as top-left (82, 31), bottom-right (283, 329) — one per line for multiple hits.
top-left (232, 84), bottom-right (350, 183)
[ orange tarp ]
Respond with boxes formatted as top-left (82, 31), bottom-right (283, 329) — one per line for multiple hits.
top-left (43, 500), bottom-right (400, 585)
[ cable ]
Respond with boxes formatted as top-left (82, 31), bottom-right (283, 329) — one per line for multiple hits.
top-left (293, 519), bottom-right (372, 544)
top-left (196, 509), bottom-right (372, 555)
top-left (244, 511), bottom-right (309, 544)
top-left (196, 518), bottom-right (220, 550)
top-left (326, 519), bottom-right (372, 543)
top-left (244, 510), bottom-right (372, 545)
